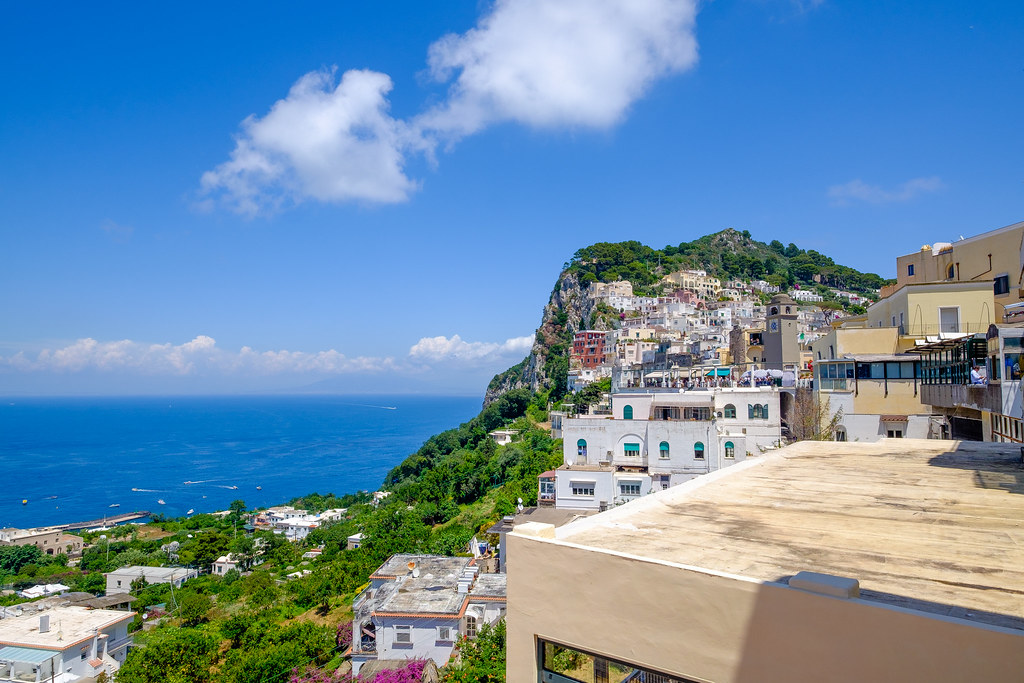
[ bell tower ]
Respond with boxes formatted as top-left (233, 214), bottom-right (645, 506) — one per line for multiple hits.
top-left (764, 293), bottom-right (799, 371)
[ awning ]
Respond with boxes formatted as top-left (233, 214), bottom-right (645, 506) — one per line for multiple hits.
top-left (0, 646), bottom-right (59, 664)
top-left (705, 368), bottom-right (731, 377)
top-left (880, 415), bottom-right (909, 422)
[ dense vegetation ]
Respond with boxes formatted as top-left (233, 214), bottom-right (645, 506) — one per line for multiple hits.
top-left (567, 229), bottom-right (891, 296)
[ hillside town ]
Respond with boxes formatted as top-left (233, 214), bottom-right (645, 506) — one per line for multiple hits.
top-left (2, 222), bottom-right (1024, 682)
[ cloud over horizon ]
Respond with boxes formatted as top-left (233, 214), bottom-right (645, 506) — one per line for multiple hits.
top-left (408, 334), bottom-right (533, 363)
top-left (2, 332), bottom-right (533, 382)
top-left (2, 336), bottom-right (397, 377)
top-left (827, 176), bottom-right (944, 206)
top-left (200, 0), bottom-right (700, 215)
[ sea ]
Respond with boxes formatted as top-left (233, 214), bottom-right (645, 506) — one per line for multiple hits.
top-left (0, 395), bottom-right (481, 530)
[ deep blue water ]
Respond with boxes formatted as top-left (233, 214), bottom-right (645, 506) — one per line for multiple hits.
top-left (0, 395), bottom-right (480, 529)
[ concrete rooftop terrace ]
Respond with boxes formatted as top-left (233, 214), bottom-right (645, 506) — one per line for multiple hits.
top-left (555, 439), bottom-right (1024, 630)
top-left (0, 606), bottom-right (133, 649)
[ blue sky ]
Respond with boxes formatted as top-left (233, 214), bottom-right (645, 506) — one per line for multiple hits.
top-left (2, 0), bottom-right (1022, 395)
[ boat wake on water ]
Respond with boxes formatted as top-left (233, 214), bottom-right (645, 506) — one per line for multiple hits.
top-left (131, 488), bottom-right (160, 492)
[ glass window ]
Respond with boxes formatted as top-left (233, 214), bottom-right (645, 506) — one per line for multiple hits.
top-left (1006, 354), bottom-right (1023, 381)
top-left (694, 442), bottom-right (705, 459)
top-left (623, 443), bottom-right (640, 457)
top-left (395, 625), bottom-right (412, 644)
top-left (752, 404), bottom-right (763, 418)
top-left (995, 274), bottom-right (1010, 296)
top-left (724, 441), bottom-right (735, 458)
top-left (571, 482), bottom-right (595, 496)
top-left (908, 264), bottom-right (915, 276)
top-left (465, 616), bottom-right (477, 639)
top-left (577, 439), bottom-right (587, 457)
top-left (619, 482), bottom-right (641, 496)
top-left (886, 362), bottom-right (901, 378)
top-left (659, 441), bottom-right (670, 458)
top-left (623, 405), bottom-right (633, 420)
top-left (723, 404), bottom-right (736, 418)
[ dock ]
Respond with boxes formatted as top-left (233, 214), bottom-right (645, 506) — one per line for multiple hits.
top-left (58, 511), bottom-right (151, 531)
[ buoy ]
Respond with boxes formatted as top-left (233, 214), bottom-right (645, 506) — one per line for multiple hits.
top-left (22, 499), bottom-right (27, 505)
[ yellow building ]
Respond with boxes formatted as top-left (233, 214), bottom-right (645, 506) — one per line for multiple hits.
top-left (507, 440), bottom-right (1024, 683)
top-left (894, 220), bottom-right (1024, 320)
top-left (808, 281), bottom-right (995, 441)
top-left (866, 280), bottom-right (995, 336)
top-left (662, 270), bottom-right (722, 299)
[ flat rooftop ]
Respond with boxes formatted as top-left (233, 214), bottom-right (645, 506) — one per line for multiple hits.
top-left (0, 606), bottom-right (133, 650)
top-left (554, 439), bottom-right (1024, 630)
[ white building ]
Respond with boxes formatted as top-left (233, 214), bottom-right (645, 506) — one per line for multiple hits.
top-left (212, 554), bottom-right (241, 576)
top-left (350, 555), bottom-right (506, 674)
top-left (789, 288), bottom-right (825, 303)
top-left (554, 389), bottom-right (781, 510)
top-left (0, 606), bottom-right (134, 682)
top-left (104, 565), bottom-right (197, 595)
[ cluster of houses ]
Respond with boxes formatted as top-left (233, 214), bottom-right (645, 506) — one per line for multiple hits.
top-left (570, 270), bottom-right (862, 393)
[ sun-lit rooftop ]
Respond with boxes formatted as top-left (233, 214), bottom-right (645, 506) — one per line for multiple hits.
top-left (555, 439), bottom-right (1024, 630)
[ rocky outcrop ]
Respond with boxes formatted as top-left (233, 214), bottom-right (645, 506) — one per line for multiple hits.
top-left (484, 271), bottom-right (610, 406)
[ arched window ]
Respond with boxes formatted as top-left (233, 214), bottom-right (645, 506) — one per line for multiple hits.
top-left (835, 428), bottom-right (847, 442)
top-left (694, 442), bottom-right (705, 459)
top-left (770, 306), bottom-right (779, 315)
top-left (751, 404), bottom-right (763, 419)
top-left (577, 439), bottom-right (587, 457)
top-left (623, 405), bottom-right (633, 420)
top-left (724, 441), bottom-right (735, 458)
top-left (762, 404), bottom-right (769, 419)
top-left (723, 404), bottom-right (736, 418)
top-left (659, 441), bottom-right (670, 458)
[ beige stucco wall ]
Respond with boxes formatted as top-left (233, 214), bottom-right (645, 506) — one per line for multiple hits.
top-left (507, 533), bottom-right (1024, 683)
top-left (866, 283), bottom-right (994, 335)
top-left (811, 327), bottom-right (901, 360)
top-left (895, 222), bottom-right (1024, 312)
top-left (850, 378), bottom-right (928, 415)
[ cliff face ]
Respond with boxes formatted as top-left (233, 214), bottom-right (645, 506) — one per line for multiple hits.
top-left (484, 271), bottom-right (611, 406)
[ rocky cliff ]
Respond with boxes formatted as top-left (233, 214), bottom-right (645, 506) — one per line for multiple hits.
top-left (484, 271), bottom-right (612, 406)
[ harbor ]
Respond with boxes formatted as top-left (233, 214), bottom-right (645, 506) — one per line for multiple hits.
top-left (58, 511), bottom-right (151, 531)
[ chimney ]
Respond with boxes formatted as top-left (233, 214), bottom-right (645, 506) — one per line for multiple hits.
top-left (39, 615), bottom-right (49, 633)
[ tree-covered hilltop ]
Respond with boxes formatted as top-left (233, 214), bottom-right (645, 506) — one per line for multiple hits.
top-left (567, 229), bottom-right (891, 295)
top-left (485, 229), bottom-right (894, 404)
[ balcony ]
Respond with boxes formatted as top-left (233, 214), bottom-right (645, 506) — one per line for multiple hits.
top-left (921, 383), bottom-right (1002, 413)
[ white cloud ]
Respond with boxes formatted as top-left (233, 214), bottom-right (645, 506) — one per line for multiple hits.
top-left (827, 176), bottom-right (944, 206)
top-left (417, 0), bottom-right (699, 139)
top-left (201, 1), bottom-right (700, 215)
top-left (199, 69), bottom-right (419, 216)
top-left (2, 336), bottom-right (396, 376)
top-left (408, 334), bottom-right (533, 363)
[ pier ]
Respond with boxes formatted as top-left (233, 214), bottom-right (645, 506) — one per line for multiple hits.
top-left (58, 511), bottom-right (151, 531)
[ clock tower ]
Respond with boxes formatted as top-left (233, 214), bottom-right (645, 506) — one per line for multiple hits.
top-left (764, 293), bottom-right (800, 371)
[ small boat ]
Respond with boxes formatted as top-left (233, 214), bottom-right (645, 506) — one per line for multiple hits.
top-left (187, 509), bottom-right (194, 515)
top-left (256, 486), bottom-right (262, 491)
top-left (228, 485), bottom-right (238, 490)
top-left (157, 499), bottom-right (166, 505)
top-left (22, 499), bottom-right (27, 505)
top-left (131, 488), bottom-right (142, 492)
top-left (109, 503), bottom-right (120, 508)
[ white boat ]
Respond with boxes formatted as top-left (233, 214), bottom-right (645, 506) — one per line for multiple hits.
top-left (157, 499), bottom-right (166, 505)
top-left (187, 508), bottom-right (194, 515)
top-left (109, 503), bottom-right (120, 508)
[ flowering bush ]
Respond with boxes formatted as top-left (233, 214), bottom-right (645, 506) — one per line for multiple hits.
top-left (290, 659), bottom-right (427, 683)
top-left (337, 622), bottom-right (353, 651)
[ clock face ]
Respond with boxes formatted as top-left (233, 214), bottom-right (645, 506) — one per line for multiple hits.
top-left (770, 320), bottom-right (778, 332)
